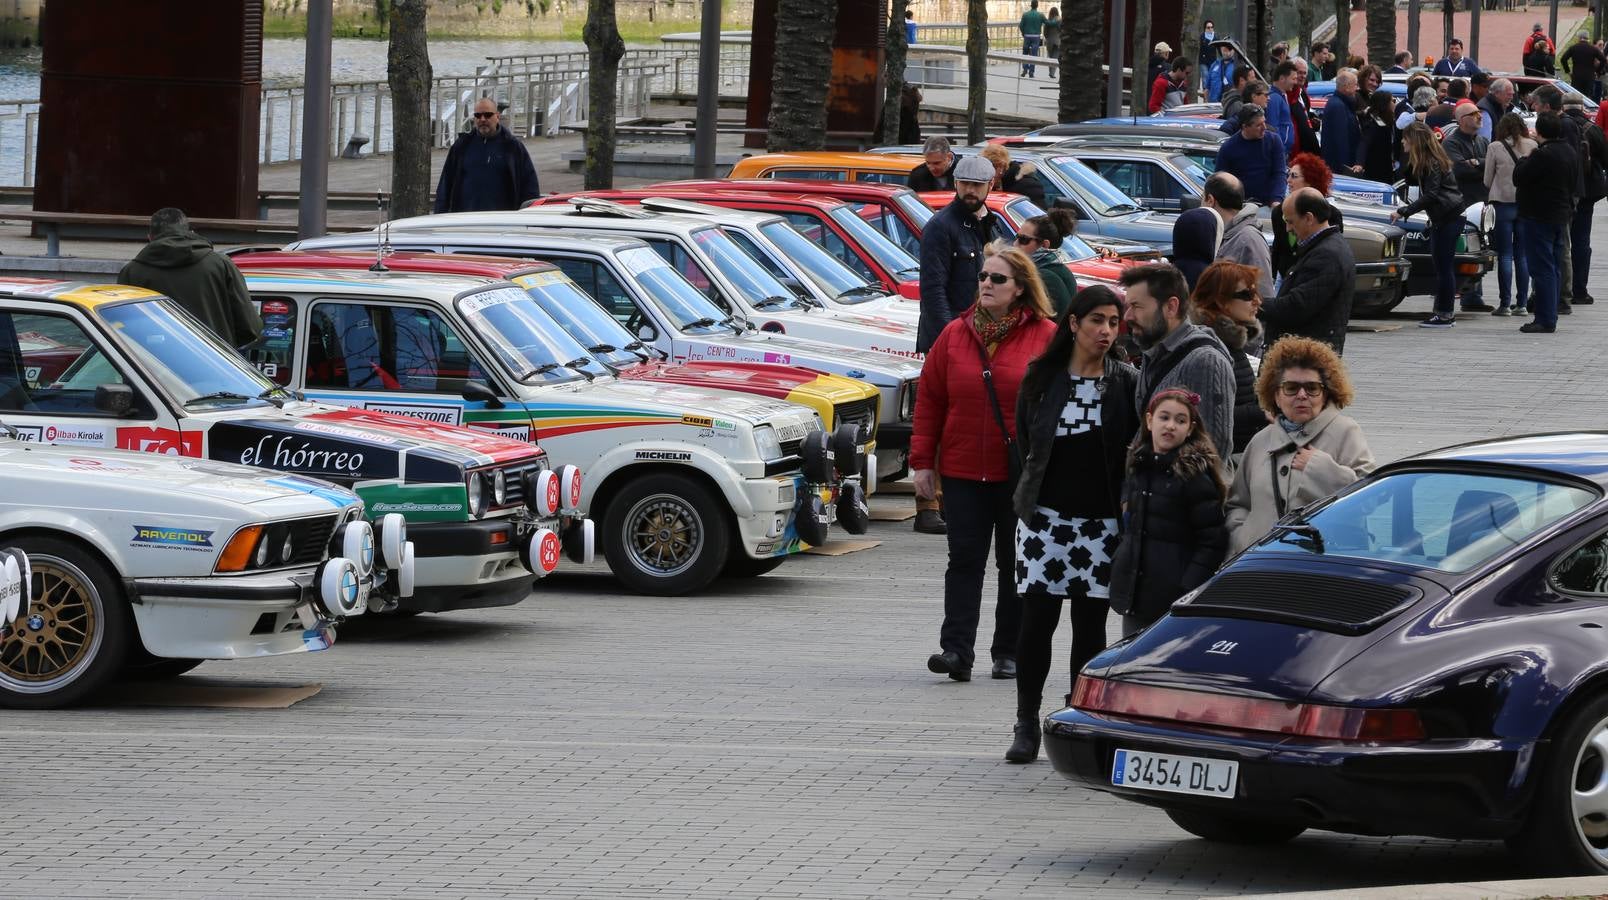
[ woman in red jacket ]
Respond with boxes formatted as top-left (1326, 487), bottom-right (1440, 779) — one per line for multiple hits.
top-left (914, 245), bottom-right (1058, 682)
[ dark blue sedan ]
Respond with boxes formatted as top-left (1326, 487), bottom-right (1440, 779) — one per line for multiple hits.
top-left (1046, 433), bottom-right (1608, 874)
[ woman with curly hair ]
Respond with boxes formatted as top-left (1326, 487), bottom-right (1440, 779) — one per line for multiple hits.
top-left (1189, 260), bottom-right (1265, 456)
top-left (1108, 388), bottom-right (1229, 635)
top-left (1272, 152), bottom-right (1343, 276)
top-left (1225, 336), bottom-right (1377, 554)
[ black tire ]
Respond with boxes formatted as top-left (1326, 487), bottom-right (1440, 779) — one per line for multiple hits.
top-left (602, 472), bottom-right (731, 596)
top-left (0, 536), bottom-right (132, 708)
top-left (1165, 808), bottom-right (1306, 845)
top-left (722, 555), bottom-right (787, 579)
top-left (1506, 692), bottom-right (1608, 875)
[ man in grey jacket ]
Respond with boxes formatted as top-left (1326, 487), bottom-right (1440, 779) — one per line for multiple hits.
top-left (1120, 263), bottom-right (1236, 459)
top-left (1203, 172), bottom-right (1274, 298)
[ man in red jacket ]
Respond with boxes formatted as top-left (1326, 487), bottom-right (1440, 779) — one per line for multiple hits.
top-left (1150, 59), bottom-right (1192, 114)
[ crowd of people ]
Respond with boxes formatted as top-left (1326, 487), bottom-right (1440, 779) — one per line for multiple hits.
top-left (911, 152), bottom-right (1379, 762)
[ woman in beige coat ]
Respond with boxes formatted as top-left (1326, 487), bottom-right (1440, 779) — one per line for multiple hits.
top-left (1225, 336), bottom-right (1377, 555)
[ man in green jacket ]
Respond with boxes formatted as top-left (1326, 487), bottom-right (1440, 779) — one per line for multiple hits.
top-left (118, 208), bottom-right (262, 349)
top-left (1019, 0), bottom-right (1046, 77)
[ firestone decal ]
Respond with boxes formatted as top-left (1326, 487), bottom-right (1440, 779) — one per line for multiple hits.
top-left (116, 426), bottom-right (203, 457)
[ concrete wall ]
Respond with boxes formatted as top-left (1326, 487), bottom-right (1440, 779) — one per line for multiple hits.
top-left (1, 0), bottom-right (39, 48)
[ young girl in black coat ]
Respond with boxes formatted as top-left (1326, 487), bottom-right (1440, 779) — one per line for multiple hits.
top-left (1109, 389), bottom-right (1229, 634)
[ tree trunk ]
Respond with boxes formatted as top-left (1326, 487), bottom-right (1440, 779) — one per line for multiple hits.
top-left (583, 0), bottom-right (626, 189)
top-left (1297, 0), bottom-right (1314, 58)
top-left (1059, 0), bottom-right (1105, 121)
top-left (966, 0), bottom-right (987, 143)
top-left (1333, 0), bottom-right (1351, 65)
top-left (1365, 0), bottom-right (1394, 73)
top-left (767, 0), bottom-right (839, 151)
top-left (386, 0), bottom-right (432, 218)
top-left (1258, 0), bottom-right (1273, 72)
top-left (881, 0), bottom-right (911, 144)
top-left (1131, 0), bottom-right (1151, 116)
top-left (1179, 0), bottom-right (1202, 101)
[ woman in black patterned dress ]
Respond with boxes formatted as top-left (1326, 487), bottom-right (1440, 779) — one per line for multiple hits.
top-left (1004, 285), bottom-right (1139, 763)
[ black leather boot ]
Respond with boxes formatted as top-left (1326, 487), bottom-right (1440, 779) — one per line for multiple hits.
top-left (1004, 717), bottom-right (1041, 763)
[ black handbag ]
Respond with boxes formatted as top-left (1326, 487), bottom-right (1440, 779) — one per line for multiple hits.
top-left (974, 339), bottom-right (1023, 485)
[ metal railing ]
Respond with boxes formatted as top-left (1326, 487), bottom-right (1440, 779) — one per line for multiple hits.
top-left (0, 100), bottom-right (40, 186)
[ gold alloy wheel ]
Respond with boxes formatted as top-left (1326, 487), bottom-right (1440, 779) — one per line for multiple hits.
top-left (0, 556), bottom-right (101, 691)
top-left (626, 494), bottom-right (703, 577)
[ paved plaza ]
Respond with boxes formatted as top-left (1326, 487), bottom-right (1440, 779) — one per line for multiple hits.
top-left (9, 214), bottom-right (1608, 898)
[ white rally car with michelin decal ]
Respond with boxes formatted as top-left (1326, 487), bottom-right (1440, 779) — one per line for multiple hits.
top-left (0, 280), bottom-right (589, 614)
top-left (0, 423), bottom-right (405, 708)
top-left (232, 267), bottom-right (866, 596)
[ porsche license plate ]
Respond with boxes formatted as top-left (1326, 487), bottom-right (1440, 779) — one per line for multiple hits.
top-left (1111, 749), bottom-right (1238, 799)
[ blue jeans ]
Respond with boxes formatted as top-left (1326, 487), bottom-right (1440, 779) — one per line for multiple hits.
top-left (1428, 218), bottom-right (1462, 315)
top-left (1491, 201), bottom-right (1529, 308)
top-left (1022, 35), bottom-right (1041, 75)
top-left (1572, 198), bottom-right (1596, 297)
top-left (1524, 217), bottom-right (1568, 328)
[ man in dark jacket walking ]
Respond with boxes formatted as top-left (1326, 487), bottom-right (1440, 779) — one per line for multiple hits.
top-left (1261, 189), bottom-right (1355, 354)
top-left (1320, 70), bottom-right (1363, 175)
top-left (118, 208), bottom-right (261, 348)
top-left (433, 97), bottom-right (540, 213)
top-left (1565, 95), bottom-right (1608, 305)
top-left (913, 154), bottom-right (997, 534)
top-left (1515, 112), bottom-right (1581, 333)
top-left (1562, 32), bottom-right (1607, 95)
top-left (908, 136), bottom-right (957, 192)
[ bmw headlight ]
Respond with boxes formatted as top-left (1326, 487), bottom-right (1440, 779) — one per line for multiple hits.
top-left (280, 531), bottom-right (295, 564)
top-left (898, 380), bottom-right (917, 422)
top-left (753, 425), bottom-right (783, 462)
top-left (255, 534), bottom-right (271, 568)
top-left (492, 468), bottom-right (507, 506)
top-left (467, 471), bottom-right (488, 518)
top-left (1480, 203), bottom-right (1494, 234)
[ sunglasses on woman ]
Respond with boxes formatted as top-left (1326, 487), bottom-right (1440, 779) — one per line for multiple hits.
top-left (1277, 381), bottom-right (1327, 397)
top-left (978, 272), bottom-right (1012, 284)
top-left (1231, 288), bottom-right (1256, 301)
top-left (1013, 233), bottom-right (1038, 245)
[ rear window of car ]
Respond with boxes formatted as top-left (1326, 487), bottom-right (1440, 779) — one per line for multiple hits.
top-left (1255, 469), bottom-right (1596, 573)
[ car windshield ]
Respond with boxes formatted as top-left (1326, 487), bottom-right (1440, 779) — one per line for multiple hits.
top-left (511, 270), bottom-right (645, 369)
top-left (689, 226), bottom-right (805, 311)
top-left (1186, 151), bottom-right (1220, 173)
top-left (1045, 155), bottom-right (1148, 216)
top-left (1255, 469), bottom-right (1597, 573)
top-left (99, 299), bottom-right (278, 406)
top-left (756, 221), bottom-right (883, 303)
top-left (827, 205), bottom-right (921, 280)
top-left (1176, 155), bottom-right (1212, 190)
top-left (618, 246), bottom-right (733, 334)
top-left (456, 285), bottom-right (597, 383)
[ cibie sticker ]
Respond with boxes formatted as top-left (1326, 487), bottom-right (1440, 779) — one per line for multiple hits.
top-left (131, 525), bottom-right (214, 551)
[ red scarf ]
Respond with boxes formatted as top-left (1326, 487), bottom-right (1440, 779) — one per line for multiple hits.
top-left (973, 305), bottom-right (1022, 354)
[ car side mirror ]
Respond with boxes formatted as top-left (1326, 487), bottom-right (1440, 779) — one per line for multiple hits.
top-left (461, 380), bottom-right (504, 410)
top-left (1053, 198), bottom-right (1085, 219)
top-left (93, 383), bottom-right (135, 417)
top-left (635, 320), bottom-right (659, 343)
top-left (1180, 195), bottom-right (1202, 211)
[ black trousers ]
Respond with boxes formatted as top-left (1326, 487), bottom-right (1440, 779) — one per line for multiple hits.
top-left (1016, 592), bottom-right (1109, 720)
top-left (938, 476), bottom-right (1020, 667)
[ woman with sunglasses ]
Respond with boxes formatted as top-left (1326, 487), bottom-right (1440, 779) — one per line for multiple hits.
top-left (1013, 209), bottom-right (1079, 315)
top-left (913, 245), bottom-right (1058, 684)
top-left (1189, 260), bottom-right (1265, 457)
top-left (1224, 336), bottom-right (1376, 554)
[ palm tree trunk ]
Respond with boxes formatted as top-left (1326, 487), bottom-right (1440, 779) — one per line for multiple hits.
top-left (1258, 0), bottom-right (1273, 71)
top-left (1297, 0), bottom-right (1315, 57)
top-left (966, 0), bottom-right (987, 144)
top-left (1333, 0), bottom-right (1351, 65)
top-left (1131, 0), bottom-right (1151, 116)
top-left (386, 0), bottom-right (432, 218)
top-left (767, 0), bottom-right (839, 151)
top-left (1058, 0), bottom-right (1105, 121)
top-left (583, 0), bottom-right (626, 189)
top-left (1365, 0), bottom-right (1394, 73)
top-left (881, 0), bottom-right (911, 144)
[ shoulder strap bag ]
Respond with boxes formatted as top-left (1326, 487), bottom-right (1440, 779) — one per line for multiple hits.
top-left (974, 338), bottom-right (1023, 486)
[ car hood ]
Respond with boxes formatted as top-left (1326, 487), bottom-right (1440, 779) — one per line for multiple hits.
top-left (524, 376), bottom-right (820, 431)
top-left (1088, 557), bottom-right (1446, 703)
top-left (711, 329), bottom-right (925, 372)
top-left (0, 437), bottom-right (361, 509)
top-left (620, 361), bottom-right (877, 406)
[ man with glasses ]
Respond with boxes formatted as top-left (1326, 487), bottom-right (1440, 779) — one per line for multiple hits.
top-left (1444, 101), bottom-right (1494, 312)
top-left (1261, 188), bottom-right (1355, 354)
top-left (433, 96), bottom-right (540, 214)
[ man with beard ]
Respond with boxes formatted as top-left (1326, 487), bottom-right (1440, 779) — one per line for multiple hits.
top-left (1119, 263), bottom-right (1236, 458)
top-left (914, 154), bottom-right (999, 534)
top-left (434, 97), bottom-right (539, 213)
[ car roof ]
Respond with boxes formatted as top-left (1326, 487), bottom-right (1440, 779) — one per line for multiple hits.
top-left (539, 189), bottom-right (848, 213)
top-left (729, 151), bottom-right (925, 174)
top-left (1407, 433), bottom-right (1608, 488)
top-left (915, 190), bottom-right (1038, 211)
top-left (293, 229), bottom-right (652, 255)
top-left (234, 250), bottom-right (557, 279)
top-left (390, 204), bottom-right (783, 236)
top-left (650, 178), bottom-right (917, 200)
top-left (241, 267), bottom-right (506, 300)
top-left (0, 280), bottom-right (163, 307)
top-left (1059, 146), bottom-right (1185, 162)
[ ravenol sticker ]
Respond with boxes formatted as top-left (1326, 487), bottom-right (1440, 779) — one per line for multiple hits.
top-left (132, 525), bottom-right (214, 549)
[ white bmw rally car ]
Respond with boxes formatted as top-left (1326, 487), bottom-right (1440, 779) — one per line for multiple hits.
top-left (0, 425), bottom-right (402, 708)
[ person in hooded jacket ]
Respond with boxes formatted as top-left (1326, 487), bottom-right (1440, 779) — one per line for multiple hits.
top-left (118, 208), bottom-right (262, 349)
top-left (1190, 261), bottom-right (1266, 456)
top-left (1004, 285), bottom-right (1137, 763)
top-left (1108, 388), bottom-right (1229, 635)
top-left (1013, 209), bottom-right (1079, 315)
top-left (978, 144), bottom-right (1047, 209)
top-left (1204, 172), bottom-right (1275, 299)
top-left (1171, 207), bottom-right (1223, 291)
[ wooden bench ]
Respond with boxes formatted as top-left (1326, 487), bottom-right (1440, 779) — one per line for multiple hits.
top-left (255, 190), bottom-right (428, 220)
top-left (0, 210), bottom-right (370, 258)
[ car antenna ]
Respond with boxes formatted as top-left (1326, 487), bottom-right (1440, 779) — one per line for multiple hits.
top-left (371, 181), bottom-right (390, 273)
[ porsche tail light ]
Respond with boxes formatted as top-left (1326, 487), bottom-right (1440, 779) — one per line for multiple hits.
top-left (1070, 676), bottom-right (1425, 743)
